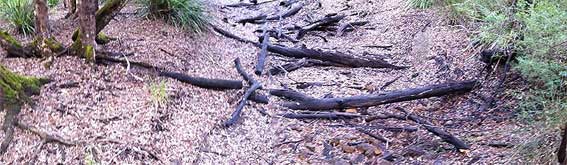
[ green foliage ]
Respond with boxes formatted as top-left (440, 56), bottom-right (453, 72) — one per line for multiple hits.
top-left (47, 0), bottom-right (58, 7)
top-left (421, 0), bottom-right (566, 162)
top-left (409, 0), bottom-right (433, 9)
top-left (0, 0), bottom-right (34, 35)
top-left (138, 0), bottom-right (208, 33)
top-left (149, 80), bottom-right (168, 106)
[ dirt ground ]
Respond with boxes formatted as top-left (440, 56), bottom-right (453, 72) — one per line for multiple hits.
top-left (0, 0), bottom-right (522, 164)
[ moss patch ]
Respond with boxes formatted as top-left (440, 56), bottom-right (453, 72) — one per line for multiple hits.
top-left (0, 30), bottom-right (23, 48)
top-left (0, 65), bottom-right (44, 106)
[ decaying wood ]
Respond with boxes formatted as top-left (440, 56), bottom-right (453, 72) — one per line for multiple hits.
top-left (296, 14), bottom-right (346, 39)
top-left (266, 44), bottom-right (406, 69)
top-left (395, 107), bottom-right (470, 150)
top-left (269, 88), bottom-right (315, 102)
top-left (281, 112), bottom-right (363, 120)
top-left (273, 80), bottom-right (477, 110)
top-left (336, 21), bottom-right (369, 36)
top-left (159, 71), bottom-right (243, 90)
top-left (269, 58), bottom-right (344, 75)
top-left (255, 23), bottom-right (270, 75)
top-left (224, 82), bottom-right (262, 127)
top-left (224, 0), bottom-right (275, 8)
top-left (0, 108), bottom-right (19, 154)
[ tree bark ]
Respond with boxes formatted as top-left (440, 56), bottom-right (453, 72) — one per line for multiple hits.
top-left (76, 0), bottom-right (97, 62)
top-left (34, 0), bottom-right (50, 38)
top-left (272, 80), bottom-right (477, 110)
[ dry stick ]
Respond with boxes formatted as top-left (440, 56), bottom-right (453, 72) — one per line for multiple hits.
top-left (273, 80), bottom-right (477, 110)
top-left (234, 58), bottom-right (269, 104)
top-left (255, 23), bottom-right (270, 75)
top-left (159, 71), bottom-right (243, 90)
top-left (224, 82), bottom-right (262, 127)
top-left (16, 121), bottom-right (76, 146)
top-left (97, 54), bottom-right (244, 90)
top-left (239, 2), bottom-right (304, 24)
top-left (379, 76), bottom-right (402, 91)
top-left (296, 14), bottom-right (346, 39)
top-left (336, 21), bottom-right (369, 36)
top-left (357, 128), bottom-right (389, 143)
top-left (224, 0), bottom-right (276, 8)
top-left (395, 107), bottom-right (470, 150)
top-left (280, 112), bottom-right (363, 120)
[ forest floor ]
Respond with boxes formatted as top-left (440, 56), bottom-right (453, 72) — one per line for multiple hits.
top-left (0, 0), bottom-right (525, 164)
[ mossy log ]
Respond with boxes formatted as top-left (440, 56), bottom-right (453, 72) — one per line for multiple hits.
top-left (0, 30), bottom-right (64, 58)
top-left (0, 65), bottom-right (48, 154)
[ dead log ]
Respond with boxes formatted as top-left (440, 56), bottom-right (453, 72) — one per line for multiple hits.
top-left (296, 14), bottom-right (346, 39)
top-left (249, 93), bottom-right (269, 104)
top-left (266, 44), bottom-right (407, 69)
top-left (281, 112), bottom-right (362, 120)
top-left (224, 82), bottom-right (262, 127)
top-left (224, 0), bottom-right (275, 8)
top-left (269, 88), bottom-right (315, 102)
top-left (255, 23), bottom-right (270, 75)
top-left (159, 71), bottom-right (243, 90)
top-left (395, 107), bottom-right (470, 150)
top-left (336, 21), bottom-right (369, 36)
top-left (269, 58), bottom-right (345, 75)
top-left (273, 80), bottom-right (477, 110)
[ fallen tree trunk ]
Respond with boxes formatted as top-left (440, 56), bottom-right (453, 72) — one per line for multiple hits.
top-left (269, 58), bottom-right (345, 75)
top-left (210, 25), bottom-right (404, 69)
top-left (159, 71), bottom-right (243, 90)
top-left (281, 112), bottom-right (362, 120)
top-left (266, 44), bottom-right (406, 69)
top-left (395, 107), bottom-right (470, 150)
top-left (296, 14), bottom-right (346, 39)
top-left (224, 82), bottom-right (262, 127)
top-left (272, 80), bottom-right (477, 110)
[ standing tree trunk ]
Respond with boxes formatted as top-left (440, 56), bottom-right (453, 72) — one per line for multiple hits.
top-left (76, 0), bottom-right (97, 62)
top-left (34, 0), bottom-right (49, 38)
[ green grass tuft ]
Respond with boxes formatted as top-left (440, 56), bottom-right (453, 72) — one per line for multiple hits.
top-left (409, 0), bottom-right (433, 9)
top-left (0, 0), bottom-right (35, 35)
top-left (149, 80), bottom-right (168, 106)
top-left (138, 0), bottom-right (209, 33)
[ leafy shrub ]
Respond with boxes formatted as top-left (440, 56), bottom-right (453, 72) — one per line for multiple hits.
top-left (138, 0), bottom-right (208, 33)
top-left (409, 0), bottom-right (567, 163)
top-left (0, 0), bottom-right (34, 35)
top-left (48, 0), bottom-right (59, 8)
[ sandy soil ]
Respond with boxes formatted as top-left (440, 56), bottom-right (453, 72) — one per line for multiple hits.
top-left (0, 0), bottom-right (521, 164)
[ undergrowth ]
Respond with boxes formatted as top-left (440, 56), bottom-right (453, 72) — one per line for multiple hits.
top-left (409, 0), bottom-right (567, 163)
top-left (0, 0), bottom-right (35, 35)
top-left (48, 0), bottom-right (58, 8)
top-left (149, 80), bottom-right (168, 106)
top-left (138, 0), bottom-right (208, 33)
